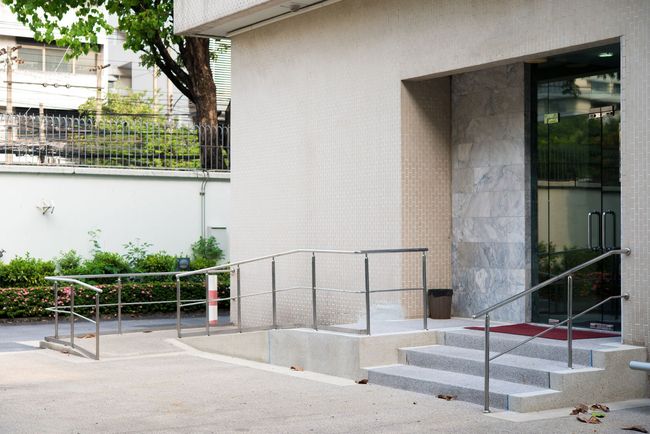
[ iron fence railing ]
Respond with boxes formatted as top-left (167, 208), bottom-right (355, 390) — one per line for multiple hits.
top-left (0, 114), bottom-right (230, 171)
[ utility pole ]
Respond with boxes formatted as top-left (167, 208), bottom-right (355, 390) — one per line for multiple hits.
top-left (166, 77), bottom-right (173, 122)
top-left (90, 52), bottom-right (110, 121)
top-left (152, 64), bottom-right (158, 114)
top-left (2, 45), bottom-right (22, 158)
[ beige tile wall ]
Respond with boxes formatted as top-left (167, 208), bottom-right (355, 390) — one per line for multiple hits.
top-left (222, 0), bottom-right (650, 351)
top-left (400, 79), bottom-right (452, 317)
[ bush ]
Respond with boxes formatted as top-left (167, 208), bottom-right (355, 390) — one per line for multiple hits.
top-left (55, 250), bottom-right (83, 275)
top-left (136, 252), bottom-right (176, 273)
top-left (191, 236), bottom-right (224, 263)
top-left (0, 254), bottom-right (55, 287)
top-left (0, 281), bottom-right (209, 319)
top-left (80, 252), bottom-right (131, 281)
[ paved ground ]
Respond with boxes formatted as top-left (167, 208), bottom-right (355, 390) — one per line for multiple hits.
top-left (1, 322), bottom-right (649, 433)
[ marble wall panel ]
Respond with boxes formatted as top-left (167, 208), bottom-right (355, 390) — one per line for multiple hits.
top-left (451, 63), bottom-right (528, 322)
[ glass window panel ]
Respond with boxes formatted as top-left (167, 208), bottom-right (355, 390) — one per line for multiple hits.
top-left (45, 48), bottom-right (72, 73)
top-left (75, 52), bottom-right (96, 75)
top-left (19, 47), bottom-right (43, 71)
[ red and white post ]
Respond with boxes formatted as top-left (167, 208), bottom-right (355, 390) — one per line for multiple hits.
top-left (208, 274), bottom-right (219, 326)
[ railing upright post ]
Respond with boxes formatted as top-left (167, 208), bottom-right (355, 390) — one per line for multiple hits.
top-left (53, 282), bottom-right (59, 339)
top-left (205, 273), bottom-right (210, 336)
top-left (567, 274), bottom-right (573, 369)
top-left (364, 254), bottom-right (370, 335)
top-left (236, 266), bottom-right (242, 333)
top-left (422, 252), bottom-right (428, 331)
top-left (117, 277), bottom-right (122, 335)
top-left (483, 313), bottom-right (490, 413)
top-left (312, 253), bottom-right (317, 331)
top-left (70, 287), bottom-right (75, 349)
top-left (272, 258), bottom-right (277, 329)
top-left (95, 292), bottom-right (100, 360)
top-left (176, 277), bottom-right (181, 338)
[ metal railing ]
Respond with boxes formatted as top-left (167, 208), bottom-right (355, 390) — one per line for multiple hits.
top-left (45, 247), bottom-right (429, 359)
top-left (44, 276), bottom-right (102, 360)
top-left (175, 248), bottom-right (429, 338)
top-left (0, 114), bottom-right (230, 171)
top-left (472, 247), bottom-right (631, 413)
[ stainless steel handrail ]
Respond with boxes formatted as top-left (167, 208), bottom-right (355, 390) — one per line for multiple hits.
top-left (44, 277), bottom-right (102, 360)
top-left (471, 247), bottom-right (631, 413)
top-left (472, 248), bottom-right (630, 318)
top-left (175, 249), bottom-right (364, 278)
top-left (44, 247), bottom-right (430, 357)
top-left (175, 247), bottom-right (430, 337)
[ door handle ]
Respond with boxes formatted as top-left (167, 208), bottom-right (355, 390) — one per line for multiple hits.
top-left (588, 211), bottom-right (601, 250)
top-left (602, 210), bottom-right (617, 251)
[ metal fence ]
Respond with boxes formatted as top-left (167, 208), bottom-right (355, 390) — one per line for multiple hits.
top-left (0, 114), bottom-right (230, 171)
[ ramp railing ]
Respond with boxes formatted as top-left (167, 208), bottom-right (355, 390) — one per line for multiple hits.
top-left (45, 247), bottom-right (429, 359)
top-left (176, 248), bottom-right (429, 338)
top-left (44, 276), bottom-right (102, 360)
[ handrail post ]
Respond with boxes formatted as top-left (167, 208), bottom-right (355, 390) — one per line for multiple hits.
top-left (205, 273), bottom-right (210, 336)
top-left (364, 254), bottom-right (370, 335)
top-left (567, 274), bottom-right (573, 369)
top-left (53, 281), bottom-right (59, 339)
top-left (312, 253), bottom-right (317, 331)
top-left (117, 277), bottom-right (122, 335)
top-left (272, 258), bottom-right (277, 329)
top-left (422, 251), bottom-right (428, 331)
top-left (176, 277), bottom-right (181, 338)
top-left (236, 266), bottom-right (242, 333)
top-left (70, 287), bottom-right (75, 349)
top-left (483, 313), bottom-right (490, 413)
top-left (95, 291), bottom-right (100, 360)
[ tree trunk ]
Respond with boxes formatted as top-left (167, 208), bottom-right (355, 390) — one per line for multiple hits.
top-left (181, 37), bottom-right (220, 169)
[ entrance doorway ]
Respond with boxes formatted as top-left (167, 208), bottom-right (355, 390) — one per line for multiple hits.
top-left (532, 44), bottom-right (621, 330)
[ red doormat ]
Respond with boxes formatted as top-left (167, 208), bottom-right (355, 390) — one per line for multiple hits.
top-left (465, 323), bottom-right (619, 340)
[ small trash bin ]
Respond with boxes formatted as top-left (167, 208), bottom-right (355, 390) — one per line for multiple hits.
top-left (428, 289), bottom-right (453, 319)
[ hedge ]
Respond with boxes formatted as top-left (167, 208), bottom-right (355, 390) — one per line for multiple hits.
top-left (0, 281), bottom-right (230, 319)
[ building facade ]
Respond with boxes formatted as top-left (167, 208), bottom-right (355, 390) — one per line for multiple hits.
top-left (174, 0), bottom-right (650, 357)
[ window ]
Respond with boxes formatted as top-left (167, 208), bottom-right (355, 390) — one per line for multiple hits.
top-left (75, 52), bottom-right (96, 75)
top-left (45, 47), bottom-right (72, 73)
top-left (19, 48), bottom-right (43, 71)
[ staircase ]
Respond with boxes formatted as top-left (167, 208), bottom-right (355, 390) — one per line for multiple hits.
top-left (366, 329), bottom-right (647, 412)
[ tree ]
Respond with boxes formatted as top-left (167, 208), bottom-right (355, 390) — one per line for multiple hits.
top-left (4, 0), bottom-right (221, 169)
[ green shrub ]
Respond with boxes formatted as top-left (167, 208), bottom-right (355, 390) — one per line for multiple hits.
top-left (55, 250), bottom-right (83, 275)
top-left (80, 252), bottom-right (131, 280)
top-left (0, 254), bottom-right (55, 287)
top-left (191, 236), bottom-right (224, 263)
top-left (0, 281), bottom-right (211, 319)
top-left (136, 252), bottom-right (176, 273)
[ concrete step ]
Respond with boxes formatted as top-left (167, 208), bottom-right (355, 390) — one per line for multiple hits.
top-left (441, 329), bottom-right (597, 366)
top-left (367, 364), bottom-right (558, 410)
top-left (39, 340), bottom-right (89, 359)
top-left (400, 345), bottom-right (588, 388)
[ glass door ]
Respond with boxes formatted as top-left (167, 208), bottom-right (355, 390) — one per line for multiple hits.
top-left (533, 72), bottom-right (621, 331)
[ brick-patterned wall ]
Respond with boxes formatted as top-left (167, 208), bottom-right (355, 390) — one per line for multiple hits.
top-left (224, 0), bottom-right (650, 350)
top-left (401, 79), bottom-right (452, 318)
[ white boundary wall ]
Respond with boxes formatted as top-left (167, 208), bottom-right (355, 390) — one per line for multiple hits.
top-left (0, 166), bottom-right (230, 261)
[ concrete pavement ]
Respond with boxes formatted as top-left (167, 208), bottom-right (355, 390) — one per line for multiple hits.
top-left (0, 323), bottom-right (649, 433)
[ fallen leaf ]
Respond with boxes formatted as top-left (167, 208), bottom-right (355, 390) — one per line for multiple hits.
top-left (622, 426), bottom-right (649, 433)
top-left (79, 333), bottom-right (95, 339)
top-left (570, 403), bottom-right (589, 415)
top-left (355, 379), bottom-right (368, 384)
top-left (576, 413), bottom-right (601, 424)
top-left (591, 403), bottom-right (610, 412)
top-left (290, 366), bottom-right (304, 371)
top-left (436, 394), bottom-right (457, 401)
top-left (591, 411), bottom-right (606, 418)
